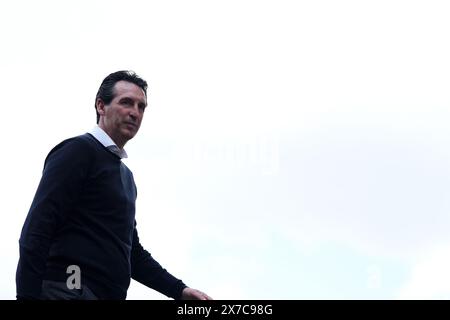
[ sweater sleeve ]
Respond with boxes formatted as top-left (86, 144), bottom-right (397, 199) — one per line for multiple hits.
top-left (16, 138), bottom-right (91, 299)
top-left (130, 222), bottom-right (187, 300)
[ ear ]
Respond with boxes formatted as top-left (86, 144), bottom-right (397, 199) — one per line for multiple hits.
top-left (96, 98), bottom-right (106, 117)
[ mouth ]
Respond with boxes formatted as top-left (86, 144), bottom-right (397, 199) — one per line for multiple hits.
top-left (124, 122), bottom-right (137, 128)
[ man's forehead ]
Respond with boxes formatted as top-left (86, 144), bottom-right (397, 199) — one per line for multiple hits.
top-left (113, 81), bottom-right (146, 98)
top-left (114, 80), bottom-right (144, 94)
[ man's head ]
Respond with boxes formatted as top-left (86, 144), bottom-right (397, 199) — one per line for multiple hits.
top-left (95, 70), bottom-right (148, 148)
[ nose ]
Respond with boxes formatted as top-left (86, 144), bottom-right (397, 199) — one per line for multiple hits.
top-left (129, 104), bottom-right (139, 121)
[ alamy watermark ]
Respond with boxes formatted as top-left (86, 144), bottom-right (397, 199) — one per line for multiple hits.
top-left (174, 135), bottom-right (280, 176)
top-left (66, 265), bottom-right (81, 290)
top-left (366, 265), bottom-right (382, 290)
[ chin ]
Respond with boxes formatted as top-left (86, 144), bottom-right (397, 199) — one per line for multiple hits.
top-left (121, 129), bottom-right (137, 141)
top-left (125, 133), bottom-right (137, 140)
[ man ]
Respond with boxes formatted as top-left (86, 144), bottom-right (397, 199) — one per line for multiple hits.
top-left (16, 70), bottom-right (212, 300)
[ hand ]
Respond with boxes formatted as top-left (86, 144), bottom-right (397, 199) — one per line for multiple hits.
top-left (181, 287), bottom-right (213, 300)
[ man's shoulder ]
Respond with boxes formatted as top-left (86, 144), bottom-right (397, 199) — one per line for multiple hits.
top-left (51, 133), bottom-right (97, 151)
top-left (45, 134), bottom-right (99, 161)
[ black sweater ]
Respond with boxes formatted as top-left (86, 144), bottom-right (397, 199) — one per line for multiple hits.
top-left (16, 133), bottom-right (186, 299)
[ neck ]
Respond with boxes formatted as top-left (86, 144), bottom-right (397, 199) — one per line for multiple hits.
top-left (98, 123), bottom-right (126, 149)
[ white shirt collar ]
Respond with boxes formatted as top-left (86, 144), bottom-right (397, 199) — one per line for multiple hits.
top-left (89, 125), bottom-right (128, 159)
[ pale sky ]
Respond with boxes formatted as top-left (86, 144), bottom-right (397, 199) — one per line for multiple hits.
top-left (1, 0), bottom-right (450, 299)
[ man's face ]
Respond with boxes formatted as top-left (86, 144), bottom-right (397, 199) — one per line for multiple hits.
top-left (97, 80), bottom-right (147, 148)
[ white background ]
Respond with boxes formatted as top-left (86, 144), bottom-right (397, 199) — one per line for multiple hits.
top-left (1, 0), bottom-right (450, 299)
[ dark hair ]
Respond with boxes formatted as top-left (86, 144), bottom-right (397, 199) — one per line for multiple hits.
top-left (95, 70), bottom-right (148, 123)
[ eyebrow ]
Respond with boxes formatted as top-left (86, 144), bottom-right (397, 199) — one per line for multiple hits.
top-left (119, 96), bottom-right (147, 105)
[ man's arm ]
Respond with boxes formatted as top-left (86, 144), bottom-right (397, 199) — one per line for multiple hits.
top-left (130, 223), bottom-right (188, 299)
top-left (16, 138), bottom-right (91, 299)
top-left (130, 223), bottom-right (213, 300)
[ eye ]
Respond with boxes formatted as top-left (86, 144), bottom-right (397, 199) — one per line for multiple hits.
top-left (138, 103), bottom-right (147, 112)
top-left (120, 98), bottom-right (133, 106)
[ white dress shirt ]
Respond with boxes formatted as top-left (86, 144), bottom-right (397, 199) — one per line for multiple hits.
top-left (89, 125), bottom-right (128, 159)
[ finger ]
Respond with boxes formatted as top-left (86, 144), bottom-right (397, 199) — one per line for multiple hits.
top-left (201, 292), bottom-right (213, 300)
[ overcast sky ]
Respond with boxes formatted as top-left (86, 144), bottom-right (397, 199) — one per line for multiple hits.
top-left (1, 0), bottom-right (450, 299)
